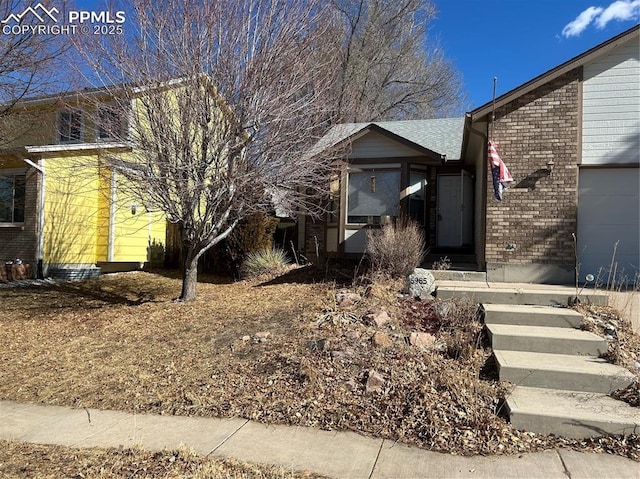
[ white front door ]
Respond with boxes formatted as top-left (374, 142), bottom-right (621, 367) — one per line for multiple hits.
top-left (437, 175), bottom-right (461, 247)
top-left (437, 173), bottom-right (473, 247)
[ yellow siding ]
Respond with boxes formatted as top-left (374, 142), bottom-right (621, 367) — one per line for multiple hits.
top-left (96, 167), bottom-right (111, 261)
top-left (111, 172), bottom-right (166, 263)
top-left (3, 93), bottom-right (168, 267)
top-left (43, 155), bottom-right (103, 265)
top-left (1, 104), bottom-right (57, 148)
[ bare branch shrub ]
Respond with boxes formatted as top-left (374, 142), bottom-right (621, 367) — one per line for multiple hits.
top-left (366, 218), bottom-right (425, 278)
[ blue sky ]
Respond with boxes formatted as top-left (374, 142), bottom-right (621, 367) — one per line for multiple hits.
top-left (57, 0), bottom-right (640, 112)
top-left (431, 0), bottom-right (640, 110)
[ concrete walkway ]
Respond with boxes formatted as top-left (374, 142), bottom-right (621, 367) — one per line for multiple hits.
top-left (1, 400), bottom-right (637, 478)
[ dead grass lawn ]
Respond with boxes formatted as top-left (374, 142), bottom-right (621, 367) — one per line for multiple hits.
top-left (0, 268), bottom-right (637, 461)
top-left (0, 441), bottom-right (327, 478)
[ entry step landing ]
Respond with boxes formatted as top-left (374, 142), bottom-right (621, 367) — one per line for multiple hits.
top-left (429, 269), bottom-right (486, 282)
top-left (437, 282), bottom-right (608, 306)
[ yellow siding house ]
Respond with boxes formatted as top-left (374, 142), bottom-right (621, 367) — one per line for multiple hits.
top-left (0, 89), bottom-right (165, 279)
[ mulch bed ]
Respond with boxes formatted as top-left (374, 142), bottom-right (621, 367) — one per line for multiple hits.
top-left (0, 268), bottom-right (637, 460)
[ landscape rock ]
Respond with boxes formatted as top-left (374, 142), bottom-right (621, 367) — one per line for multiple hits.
top-left (372, 331), bottom-right (393, 348)
top-left (604, 324), bottom-right (617, 337)
top-left (365, 369), bottom-right (385, 394)
top-left (344, 330), bottom-right (361, 342)
top-left (254, 331), bottom-right (271, 342)
top-left (364, 309), bottom-right (391, 327)
top-left (344, 378), bottom-right (359, 391)
top-left (336, 290), bottom-right (360, 307)
top-left (409, 331), bottom-right (436, 348)
top-left (406, 268), bottom-right (436, 300)
top-left (307, 338), bottom-right (330, 352)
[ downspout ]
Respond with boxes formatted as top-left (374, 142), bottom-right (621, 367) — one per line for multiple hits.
top-left (22, 158), bottom-right (45, 279)
top-left (464, 113), bottom-right (488, 273)
top-left (108, 170), bottom-right (117, 262)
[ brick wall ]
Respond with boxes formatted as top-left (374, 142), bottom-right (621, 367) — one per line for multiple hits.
top-left (305, 218), bottom-right (325, 262)
top-left (485, 69), bottom-right (580, 274)
top-left (0, 166), bottom-right (39, 267)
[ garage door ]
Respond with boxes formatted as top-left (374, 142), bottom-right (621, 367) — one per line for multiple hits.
top-left (577, 168), bottom-right (639, 285)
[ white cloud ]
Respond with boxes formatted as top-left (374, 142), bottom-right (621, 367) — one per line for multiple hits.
top-left (562, 0), bottom-right (640, 38)
top-left (595, 0), bottom-right (640, 29)
top-left (562, 6), bottom-right (604, 37)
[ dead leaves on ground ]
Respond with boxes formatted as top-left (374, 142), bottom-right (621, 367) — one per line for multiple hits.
top-left (0, 270), bottom-right (638, 460)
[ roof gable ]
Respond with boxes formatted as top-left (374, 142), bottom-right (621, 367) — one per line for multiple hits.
top-left (312, 117), bottom-right (465, 161)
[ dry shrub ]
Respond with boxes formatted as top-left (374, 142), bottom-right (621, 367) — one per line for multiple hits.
top-left (241, 247), bottom-right (290, 278)
top-left (212, 213), bottom-right (279, 276)
top-left (401, 297), bottom-right (483, 359)
top-left (576, 303), bottom-right (640, 408)
top-left (366, 218), bottom-right (425, 278)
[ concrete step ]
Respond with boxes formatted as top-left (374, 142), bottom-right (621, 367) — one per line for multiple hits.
top-left (482, 304), bottom-right (583, 328)
top-left (506, 386), bottom-right (640, 438)
top-left (486, 324), bottom-right (607, 356)
top-left (494, 350), bottom-right (635, 394)
top-left (429, 270), bottom-right (487, 282)
top-left (437, 284), bottom-right (608, 307)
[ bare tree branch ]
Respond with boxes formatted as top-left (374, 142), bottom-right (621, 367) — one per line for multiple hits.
top-left (325, 0), bottom-right (465, 122)
top-left (76, 0), bottom-right (341, 300)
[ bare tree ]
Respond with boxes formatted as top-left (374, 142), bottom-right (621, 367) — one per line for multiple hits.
top-left (0, 0), bottom-right (70, 148)
top-left (77, 0), bottom-right (339, 300)
top-left (325, 0), bottom-right (465, 122)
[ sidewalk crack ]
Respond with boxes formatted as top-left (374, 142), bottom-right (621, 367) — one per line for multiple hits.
top-left (368, 439), bottom-right (385, 479)
top-left (556, 449), bottom-right (572, 479)
top-left (205, 419), bottom-right (250, 457)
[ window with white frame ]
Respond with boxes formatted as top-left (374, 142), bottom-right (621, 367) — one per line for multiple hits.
top-left (57, 108), bottom-right (83, 143)
top-left (0, 170), bottom-right (26, 224)
top-left (347, 169), bottom-right (400, 224)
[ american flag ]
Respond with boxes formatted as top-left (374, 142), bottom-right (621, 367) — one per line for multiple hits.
top-left (488, 141), bottom-right (513, 201)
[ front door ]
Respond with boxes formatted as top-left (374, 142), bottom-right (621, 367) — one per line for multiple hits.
top-left (436, 173), bottom-right (473, 247)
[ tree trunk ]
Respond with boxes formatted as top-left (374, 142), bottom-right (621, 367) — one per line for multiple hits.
top-left (180, 245), bottom-right (199, 301)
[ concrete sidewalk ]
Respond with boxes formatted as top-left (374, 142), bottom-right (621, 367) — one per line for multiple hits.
top-left (1, 400), bottom-right (637, 478)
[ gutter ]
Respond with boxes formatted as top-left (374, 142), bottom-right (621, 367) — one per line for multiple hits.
top-left (22, 158), bottom-right (46, 279)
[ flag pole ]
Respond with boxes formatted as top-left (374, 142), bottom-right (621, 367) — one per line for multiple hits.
top-left (490, 76), bottom-right (497, 141)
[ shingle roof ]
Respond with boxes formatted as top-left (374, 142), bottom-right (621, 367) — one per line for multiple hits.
top-left (313, 117), bottom-right (465, 161)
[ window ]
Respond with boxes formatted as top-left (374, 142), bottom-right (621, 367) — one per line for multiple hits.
top-left (347, 170), bottom-right (400, 224)
top-left (97, 104), bottom-right (127, 141)
top-left (408, 171), bottom-right (427, 226)
top-left (0, 171), bottom-right (26, 224)
top-left (57, 109), bottom-right (83, 143)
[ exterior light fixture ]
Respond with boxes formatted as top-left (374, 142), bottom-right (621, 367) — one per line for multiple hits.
top-left (131, 204), bottom-right (138, 215)
top-left (370, 175), bottom-right (376, 193)
top-left (546, 159), bottom-right (555, 173)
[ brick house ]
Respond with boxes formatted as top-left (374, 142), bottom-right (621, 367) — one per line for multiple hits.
top-left (303, 25), bottom-right (639, 285)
